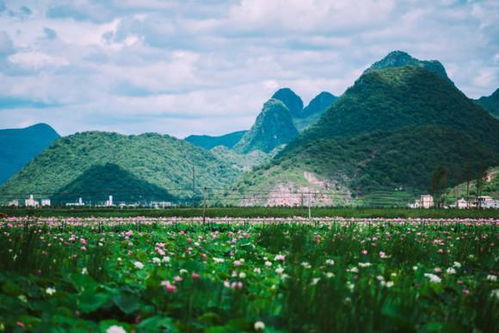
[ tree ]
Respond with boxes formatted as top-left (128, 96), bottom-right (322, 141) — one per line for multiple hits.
top-left (431, 166), bottom-right (449, 208)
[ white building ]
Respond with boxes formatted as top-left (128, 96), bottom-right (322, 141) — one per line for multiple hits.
top-left (66, 197), bottom-right (85, 207)
top-left (25, 194), bottom-right (39, 207)
top-left (41, 199), bottom-right (51, 207)
top-left (478, 196), bottom-right (499, 209)
top-left (105, 195), bottom-right (114, 207)
top-left (456, 198), bottom-right (468, 209)
top-left (420, 195), bottom-right (434, 208)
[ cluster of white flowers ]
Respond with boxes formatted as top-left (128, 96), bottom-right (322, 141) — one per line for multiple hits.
top-left (213, 257), bottom-right (224, 263)
top-left (265, 261), bottom-right (272, 267)
top-left (491, 289), bottom-right (499, 299)
top-left (254, 321), bottom-right (265, 330)
top-left (45, 287), bottom-right (56, 295)
top-left (133, 261), bottom-right (144, 269)
top-left (358, 262), bottom-right (372, 268)
top-left (347, 267), bottom-right (359, 273)
top-left (253, 267), bottom-right (261, 274)
top-left (275, 267), bottom-right (285, 275)
top-left (453, 261), bottom-right (462, 269)
top-left (325, 259), bottom-right (335, 266)
top-left (446, 267), bottom-right (456, 275)
top-left (486, 274), bottom-right (497, 282)
top-left (107, 325), bottom-right (126, 333)
top-left (151, 257), bottom-right (161, 264)
top-left (346, 281), bottom-right (355, 292)
top-left (424, 273), bottom-right (442, 283)
top-left (311, 278), bottom-right (321, 286)
top-left (380, 281), bottom-right (394, 288)
top-left (301, 262), bottom-right (311, 269)
top-left (325, 272), bottom-right (335, 278)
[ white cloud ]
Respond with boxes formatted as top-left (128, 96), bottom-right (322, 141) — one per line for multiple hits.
top-left (8, 51), bottom-right (68, 68)
top-left (0, 0), bottom-right (498, 136)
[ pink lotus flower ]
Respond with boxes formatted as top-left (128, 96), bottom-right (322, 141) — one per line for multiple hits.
top-left (80, 238), bottom-right (87, 245)
top-left (191, 272), bottom-right (200, 280)
top-left (462, 289), bottom-right (470, 295)
top-left (361, 250), bottom-right (368, 255)
top-left (161, 280), bottom-right (176, 293)
top-left (434, 267), bottom-right (442, 273)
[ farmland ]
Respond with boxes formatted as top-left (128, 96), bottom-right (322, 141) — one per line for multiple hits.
top-left (0, 217), bottom-right (497, 332)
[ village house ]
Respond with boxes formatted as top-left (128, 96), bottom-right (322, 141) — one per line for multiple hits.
top-left (25, 194), bottom-right (39, 207)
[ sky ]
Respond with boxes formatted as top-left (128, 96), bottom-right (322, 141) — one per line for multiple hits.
top-left (0, 0), bottom-right (498, 138)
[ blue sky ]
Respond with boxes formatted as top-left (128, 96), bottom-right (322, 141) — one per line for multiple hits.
top-left (0, 0), bottom-right (498, 138)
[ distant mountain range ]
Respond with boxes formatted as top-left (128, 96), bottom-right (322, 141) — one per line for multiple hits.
top-left (1, 50), bottom-right (498, 207)
top-left (0, 123), bottom-right (60, 185)
top-left (185, 130), bottom-right (247, 150)
top-left (0, 131), bottom-right (239, 204)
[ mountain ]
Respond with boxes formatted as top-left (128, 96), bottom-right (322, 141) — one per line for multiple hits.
top-left (0, 123), bottom-right (60, 185)
top-left (288, 66), bottom-right (499, 152)
top-left (365, 50), bottom-right (453, 85)
top-left (230, 62), bottom-right (499, 206)
top-left (294, 92), bottom-right (337, 131)
top-left (475, 89), bottom-right (499, 118)
top-left (0, 131), bottom-right (239, 204)
top-left (234, 99), bottom-right (299, 154)
top-left (52, 163), bottom-right (175, 204)
top-left (271, 88), bottom-right (304, 118)
top-left (185, 130), bottom-right (247, 150)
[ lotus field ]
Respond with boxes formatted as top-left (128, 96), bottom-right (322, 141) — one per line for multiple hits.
top-left (0, 217), bottom-right (498, 332)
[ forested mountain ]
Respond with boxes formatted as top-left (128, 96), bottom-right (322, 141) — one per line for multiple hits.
top-left (185, 130), bottom-right (247, 150)
top-left (475, 88), bottom-right (499, 118)
top-left (234, 99), bottom-right (299, 154)
top-left (0, 131), bottom-right (239, 204)
top-left (0, 123), bottom-right (60, 184)
top-left (230, 60), bottom-right (499, 206)
top-left (365, 50), bottom-right (453, 84)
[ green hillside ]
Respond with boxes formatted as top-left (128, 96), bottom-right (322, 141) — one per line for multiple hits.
top-left (286, 66), bottom-right (499, 154)
top-left (234, 99), bottom-right (299, 154)
top-left (0, 131), bottom-right (239, 204)
top-left (0, 123), bottom-right (60, 184)
top-left (185, 130), bottom-right (247, 150)
top-left (52, 163), bottom-right (175, 204)
top-left (475, 88), bottom-right (499, 118)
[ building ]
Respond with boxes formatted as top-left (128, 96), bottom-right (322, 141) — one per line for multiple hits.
top-left (456, 198), bottom-right (468, 209)
top-left (420, 195), bottom-right (434, 209)
top-left (8, 200), bottom-right (19, 207)
top-left (478, 196), bottom-right (499, 209)
top-left (151, 201), bottom-right (173, 209)
top-left (41, 199), bottom-right (51, 207)
top-left (66, 197), bottom-right (85, 207)
top-left (105, 195), bottom-right (114, 207)
top-left (25, 194), bottom-right (39, 207)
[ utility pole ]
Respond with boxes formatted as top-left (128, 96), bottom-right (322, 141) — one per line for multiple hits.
top-left (202, 186), bottom-right (207, 225)
top-left (308, 192), bottom-right (311, 219)
top-left (192, 165), bottom-right (196, 193)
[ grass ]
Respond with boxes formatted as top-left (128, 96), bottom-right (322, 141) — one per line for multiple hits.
top-left (1, 206), bottom-right (499, 218)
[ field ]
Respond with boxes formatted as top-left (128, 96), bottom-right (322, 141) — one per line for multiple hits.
top-left (0, 217), bottom-right (498, 332)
